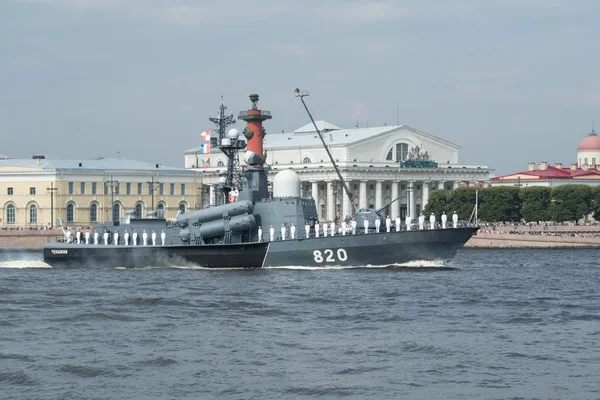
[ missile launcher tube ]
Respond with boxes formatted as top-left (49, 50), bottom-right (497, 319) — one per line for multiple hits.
top-left (179, 214), bottom-right (256, 242)
top-left (176, 201), bottom-right (254, 227)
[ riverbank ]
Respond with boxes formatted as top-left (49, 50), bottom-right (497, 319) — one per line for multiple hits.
top-left (464, 232), bottom-right (600, 248)
top-left (464, 224), bottom-right (600, 248)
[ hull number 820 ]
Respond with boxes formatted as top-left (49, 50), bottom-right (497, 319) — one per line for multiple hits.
top-left (313, 249), bottom-right (348, 263)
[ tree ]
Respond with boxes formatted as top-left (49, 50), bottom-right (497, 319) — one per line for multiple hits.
top-left (423, 189), bottom-right (448, 217)
top-left (549, 185), bottom-right (592, 222)
top-left (478, 187), bottom-right (522, 222)
top-left (520, 186), bottom-right (551, 222)
top-left (590, 186), bottom-right (600, 220)
top-left (445, 187), bottom-right (478, 223)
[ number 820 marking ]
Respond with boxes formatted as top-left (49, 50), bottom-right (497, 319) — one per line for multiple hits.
top-left (313, 249), bottom-right (348, 263)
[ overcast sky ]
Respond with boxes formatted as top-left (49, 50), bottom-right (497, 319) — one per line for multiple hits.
top-left (2, 0), bottom-right (599, 175)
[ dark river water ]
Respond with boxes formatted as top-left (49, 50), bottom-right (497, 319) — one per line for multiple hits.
top-left (1, 249), bottom-right (599, 400)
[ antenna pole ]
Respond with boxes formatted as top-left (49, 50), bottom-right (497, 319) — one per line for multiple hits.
top-left (475, 189), bottom-right (478, 226)
top-left (295, 89), bottom-right (357, 211)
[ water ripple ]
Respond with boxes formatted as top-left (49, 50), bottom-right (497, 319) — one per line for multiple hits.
top-left (0, 249), bottom-right (598, 399)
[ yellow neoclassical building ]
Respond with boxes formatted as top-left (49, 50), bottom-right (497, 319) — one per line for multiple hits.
top-left (0, 157), bottom-right (203, 228)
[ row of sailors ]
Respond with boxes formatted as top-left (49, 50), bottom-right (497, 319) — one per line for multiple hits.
top-left (257, 211), bottom-right (460, 241)
top-left (65, 228), bottom-right (167, 246)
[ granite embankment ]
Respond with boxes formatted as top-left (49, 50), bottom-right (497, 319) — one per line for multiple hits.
top-left (2, 225), bottom-right (600, 251)
top-left (465, 225), bottom-right (600, 248)
top-left (0, 229), bottom-right (62, 250)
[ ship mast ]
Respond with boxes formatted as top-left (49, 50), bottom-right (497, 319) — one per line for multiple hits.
top-left (294, 88), bottom-right (357, 211)
top-left (209, 97), bottom-right (245, 199)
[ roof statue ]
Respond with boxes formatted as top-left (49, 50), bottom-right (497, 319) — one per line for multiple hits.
top-left (400, 145), bottom-right (438, 168)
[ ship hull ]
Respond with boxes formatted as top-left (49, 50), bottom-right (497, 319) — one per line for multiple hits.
top-left (43, 227), bottom-right (478, 268)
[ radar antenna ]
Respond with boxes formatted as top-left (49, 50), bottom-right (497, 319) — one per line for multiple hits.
top-left (209, 97), bottom-right (246, 199)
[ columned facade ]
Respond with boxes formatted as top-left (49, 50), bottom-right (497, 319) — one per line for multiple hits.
top-left (185, 121), bottom-right (492, 222)
top-left (254, 163), bottom-right (489, 222)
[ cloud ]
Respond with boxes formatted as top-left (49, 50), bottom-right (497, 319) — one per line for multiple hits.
top-left (317, 2), bottom-right (410, 24)
top-left (17, 0), bottom-right (302, 26)
top-left (18, 0), bottom-right (128, 11)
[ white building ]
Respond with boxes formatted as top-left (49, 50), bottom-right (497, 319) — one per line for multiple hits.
top-left (491, 128), bottom-right (600, 187)
top-left (185, 121), bottom-right (491, 222)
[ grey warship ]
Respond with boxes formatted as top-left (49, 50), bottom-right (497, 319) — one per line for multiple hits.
top-left (43, 93), bottom-right (478, 268)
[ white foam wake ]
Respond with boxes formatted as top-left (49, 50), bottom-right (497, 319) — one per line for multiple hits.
top-left (265, 260), bottom-right (449, 270)
top-left (392, 259), bottom-right (448, 268)
top-left (0, 260), bottom-right (52, 269)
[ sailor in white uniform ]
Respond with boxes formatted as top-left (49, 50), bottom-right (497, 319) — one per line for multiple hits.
top-left (113, 230), bottom-right (119, 245)
top-left (429, 213), bottom-right (436, 229)
top-left (452, 211), bottom-right (459, 228)
top-left (375, 217), bottom-right (381, 233)
top-left (341, 221), bottom-right (347, 236)
top-left (124, 230), bottom-right (129, 246)
top-left (151, 230), bottom-right (157, 246)
top-left (281, 224), bottom-right (287, 240)
top-left (93, 230), bottom-right (99, 245)
top-left (258, 226), bottom-right (263, 242)
top-left (406, 215), bottom-right (412, 231)
top-left (65, 228), bottom-right (72, 243)
top-left (84, 230), bottom-right (90, 245)
top-left (161, 230), bottom-right (166, 246)
top-left (330, 221), bottom-right (335, 237)
top-left (269, 225), bottom-right (275, 242)
top-left (364, 217), bottom-right (369, 234)
top-left (323, 222), bottom-right (328, 237)
top-left (290, 223), bottom-right (296, 240)
top-left (315, 222), bottom-right (320, 238)
top-left (395, 216), bottom-right (401, 232)
top-left (132, 230), bottom-right (138, 246)
top-left (385, 215), bottom-right (391, 233)
top-left (351, 218), bottom-right (357, 235)
top-left (441, 212), bottom-right (448, 229)
top-left (305, 222), bottom-right (310, 238)
top-left (142, 230), bottom-right (148, 246)
top-left (103, 230), bottom-right (109, 245)
top-left (76, 229), bottom-right (81, 244)
top-left (418, 214), bottom-right (425, 230)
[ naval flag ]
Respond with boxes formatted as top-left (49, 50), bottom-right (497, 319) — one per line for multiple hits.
top-left (201, 130), bottom-right (211, 141)
top-left (200, 143), bottom-right (211, 154)
top-left (199, 156), bottom-right (210, 167)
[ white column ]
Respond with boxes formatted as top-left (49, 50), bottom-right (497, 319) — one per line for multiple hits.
top-left (422, 181), bottom-right (430, 210)
top-left (327, 181), bottom-right (335, 222)
top-left (209, 185), bottom-right (215, 206)
top-left (311, 181), bottom-right (320, 220)
top-left (375, 180), bottom-right (383, 210)
top-left (343, 182), bottom-right (352, 218)
top-left (408, 181), bottom-right (416, 218)
top-left (359, 181), bottom-right (367, 209)
top-left (391, 181), bottom-right (399, 219)
top-left (453, 181), bottom-right (460, 190)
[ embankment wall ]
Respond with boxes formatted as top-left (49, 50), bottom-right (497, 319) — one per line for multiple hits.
top-left (0, 230), bottom-right (62, 250)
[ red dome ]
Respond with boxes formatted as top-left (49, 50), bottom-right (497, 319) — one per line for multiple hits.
top-left (577, 135), bottom-right (600, 151)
